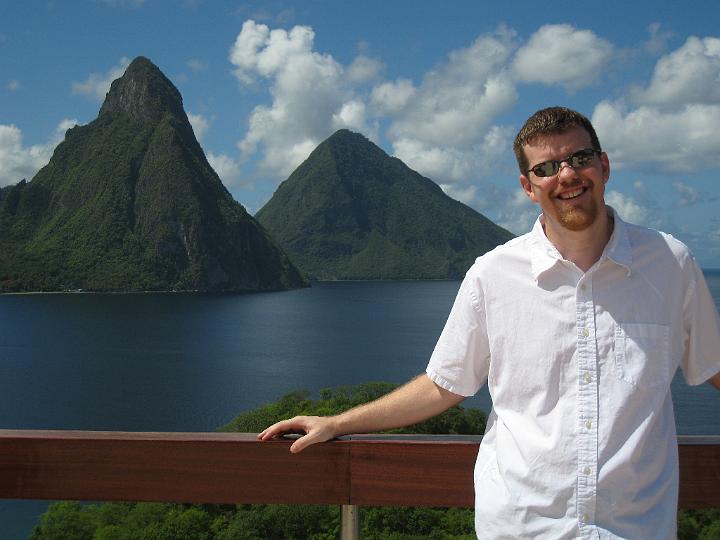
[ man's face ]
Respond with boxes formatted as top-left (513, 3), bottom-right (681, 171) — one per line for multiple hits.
top-left (519, 126), bottom-right (610, 234)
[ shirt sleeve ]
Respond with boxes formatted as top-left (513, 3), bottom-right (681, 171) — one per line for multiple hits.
top-left (426, 267), bottom-right (491, 397)
top-left (680, 257), bottom-right (720, 385)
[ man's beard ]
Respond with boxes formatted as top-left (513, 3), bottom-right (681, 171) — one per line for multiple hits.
top-left (554, 182), bottom-right (599, 232)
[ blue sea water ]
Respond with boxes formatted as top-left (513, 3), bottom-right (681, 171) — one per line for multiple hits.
top-left (0, 274), bottom-right (718, 538)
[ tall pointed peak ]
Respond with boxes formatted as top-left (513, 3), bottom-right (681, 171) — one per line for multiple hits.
top-left (99, 56), bottom-right (184, 123)
top-left (322, 129), bottom-right (374, 149)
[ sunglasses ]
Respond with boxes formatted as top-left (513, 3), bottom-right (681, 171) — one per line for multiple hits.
top-left (526, 148), bottom-right (600, 178)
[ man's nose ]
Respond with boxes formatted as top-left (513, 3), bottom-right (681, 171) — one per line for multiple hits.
top-left (557, 161), bottom-right (579, 182)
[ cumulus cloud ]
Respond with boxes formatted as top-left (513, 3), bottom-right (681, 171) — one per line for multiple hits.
top-left (592, 100), bottom-right (720, 172)
top-left (633, 36), bottom-right (720, 108)
top-left (346, 55), bottom-right (383, 83)
top-left (230, 20), bottom-right (352, 177)
top-left (495, 188), bottom-right (537, 235)
top-left (512, 24), bottom-right (613, 91)
top-left (72, 57), bottom-right (131, 101)
top-left (644, 23), bottom-right (674, 55)
top-left (0, 119), bottom-right (78, 187)
top-left (372, 26), bottom-right (522, 192)
top-left (591, 35), bottom-right (720, 176)
top-left (370, 79), bottom-right (416, 115)
top-left (388, 27), bottom-right (517, 149)
top-left (672, 181), bottom-right (701, 208)
top-left (605, 190), bottom-right (650, 225)
top-left (207, 152), bottom-right (243, 187)
top-left (440, 183), bottom-right (478, 206)
top-left (186, 58), bottom-right (206, 73)
top-left (187, 112), bottom-right (210, 142)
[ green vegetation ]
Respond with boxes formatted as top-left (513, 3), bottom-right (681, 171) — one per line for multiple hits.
top-left (30, 382), bottom-right (483, 539)
top-left (678, 509), bottom-right (720, 540)
top-left (28, 382), bottom-right (720, 538)
top-left (256, 129), bottom-right (514, 280)
top-left (0, 56), bottom-right (306, 293)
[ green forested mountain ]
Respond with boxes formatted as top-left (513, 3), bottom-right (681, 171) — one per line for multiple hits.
top-left (0, 56), bottom-right (306, 292)
top-left (256, 129), bottom-right (514, 280)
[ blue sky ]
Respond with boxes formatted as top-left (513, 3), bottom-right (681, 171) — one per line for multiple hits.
top-left (2, 0), bottom-right (719, 267)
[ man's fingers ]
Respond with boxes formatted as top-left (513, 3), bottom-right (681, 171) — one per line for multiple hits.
top-left (257, 416), bottom-right (336, 453)
top-left (257, 418), bottom-right (305, 440)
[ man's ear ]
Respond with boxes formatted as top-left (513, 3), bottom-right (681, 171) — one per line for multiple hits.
top-left (520, 174), bottom-right (538, 203)
top-left (600, 152), bottom-right (610, 185)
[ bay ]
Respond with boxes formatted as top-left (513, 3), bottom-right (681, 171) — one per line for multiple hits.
top-left (1, 274), bottom-right (719, 539)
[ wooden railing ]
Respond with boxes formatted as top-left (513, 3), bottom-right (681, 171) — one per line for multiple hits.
top-left (0, 431), bottom-right (718, 537)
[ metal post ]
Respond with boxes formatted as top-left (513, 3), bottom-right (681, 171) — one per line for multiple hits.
top-left (341, 504), bottom-right (360, 540)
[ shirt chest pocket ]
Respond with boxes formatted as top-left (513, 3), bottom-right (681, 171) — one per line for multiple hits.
top-left (613, 323), bottom-right (671, 389)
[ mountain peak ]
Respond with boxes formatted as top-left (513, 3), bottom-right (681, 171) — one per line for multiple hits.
top-left (99, 56), bottom-right (184, 123)
top-left (0, 56), bottom-right (306, 292)
top-left (257, 130), bottom-right (514, 280)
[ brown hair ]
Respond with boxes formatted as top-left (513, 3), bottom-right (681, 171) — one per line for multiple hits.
top-left (513, 107), bottom-right (602, 174)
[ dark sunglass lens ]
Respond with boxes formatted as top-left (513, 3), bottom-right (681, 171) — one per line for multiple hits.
top-left (570, 149), bottom-right (595, 167)
top-left (532, 161), bottom-right (556, 177)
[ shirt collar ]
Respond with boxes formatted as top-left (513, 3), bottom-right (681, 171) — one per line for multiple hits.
top-left (529, 206), bottom-right (633, 281)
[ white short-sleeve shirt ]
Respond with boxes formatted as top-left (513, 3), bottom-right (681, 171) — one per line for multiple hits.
top-left (427, 210), bottom-right (720, 539)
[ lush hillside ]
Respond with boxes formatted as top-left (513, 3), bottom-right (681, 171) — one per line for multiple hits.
top-left (256, 129), bottom-right (514, 280)
top-left (0, 57), bottom-right (306, 293)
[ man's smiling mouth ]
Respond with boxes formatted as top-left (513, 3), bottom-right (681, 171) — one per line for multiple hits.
top-left (558, 187), bottom-right (585, 200)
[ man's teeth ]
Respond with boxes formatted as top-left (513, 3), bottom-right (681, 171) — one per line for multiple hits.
top-left (559, 188), bottom-right (584, 200)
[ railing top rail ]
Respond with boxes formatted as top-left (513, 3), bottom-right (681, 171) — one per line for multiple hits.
top-left (0, 430), bottom-right (718, 509)
top-left (1, 430), bottom-right (717, 444)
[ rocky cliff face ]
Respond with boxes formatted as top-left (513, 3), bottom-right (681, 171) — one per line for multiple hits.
top-left (256, 129), bottom-right (514, 280)
top-left (0, 56), bottom-right (306, 292)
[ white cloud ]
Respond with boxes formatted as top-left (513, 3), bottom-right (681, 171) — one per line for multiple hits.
top-left (388, 27), bottom-right (518, 148)
top-left (6, 79), bottom-right (21, 91)
top-left (187, 112), bottom-right (209, 142)
top-left (370, 79), bottom-right (416, 115)
top-left (592, 100), bottom-right (720, 172)
top-left (186, 58), bottom-right (206, 73)
top-left (440, 183), bottom-right (477, 206)
top-left (331, 99), bottom-right (378, 140)
top-left (393, 138), bottom-right (474, 182)
top-left (672, 181), bottom-right (701, 208)
top-left (72, 57), bottom-right (131, 101)
top-left (0, 119), bottom-right (78, 187)
top-left (230, 20), bottom-right (350, 177)
top-left (512, 24), bottom-right (613, 90)
top-left (633, 36), bottom-right (720, 108)
top-left (346, 55), bottom-right (383, 83)
top-left (226, 22), bottom-right (520, 186)
top-left (207, 152), bottom-right (243, 187)
top-left (496, 188), bottom-right (537, 235)
top-left (605, 190), bottom-right (650, 225)
top-left (644, 23), bottom-right (674, 55)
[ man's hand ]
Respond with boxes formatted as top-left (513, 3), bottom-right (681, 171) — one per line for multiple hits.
top-left (257, 415), bottom-right (339, 453)
top-left (709, 371), bottom-right (720, 390)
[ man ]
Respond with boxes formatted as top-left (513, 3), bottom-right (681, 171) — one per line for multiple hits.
top-left (259, 107), bottom-right (720, 538)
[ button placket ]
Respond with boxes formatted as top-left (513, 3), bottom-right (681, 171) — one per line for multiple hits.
top-left (576, 276), bottom-right (598, 535)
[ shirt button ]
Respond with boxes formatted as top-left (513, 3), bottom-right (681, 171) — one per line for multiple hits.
top-left (583, 466), bottom-right (592, 475)
top-left (585, 420), bottom-right (592, 430)
top-left (584, 373), bottom-right (593, 384)
top-left (582, 514), bottom-right (590, 523)
top-left (580, 284), bottom-right (587, 291)
top-left (581, 329), bottom-right (590, 338)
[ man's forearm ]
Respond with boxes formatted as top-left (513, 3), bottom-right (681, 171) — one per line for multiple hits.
top-left (258, 373), bottom-right (465, 453)
top-left (330, 373), bottom-right (465, 436)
